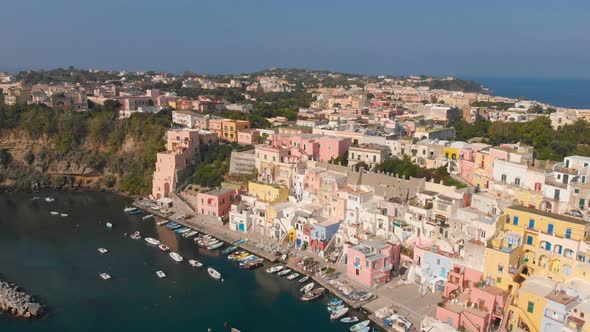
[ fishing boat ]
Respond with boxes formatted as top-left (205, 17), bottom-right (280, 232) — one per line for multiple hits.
top-left (266, 265), bottom-right (284, 273)
top-left (130, 209), bottom-right (142, 215)
top-left (177, 227), bottom-right (191, 234)
top-left (158, 244), bottom-right (170, 252)
top-left (156, 270), bottom-right (166, 278)
top-left (106, 222), bottom-right (113, 229)
top-left (287, 272), bottom-right (300, 280)
top-left (157, 220), bottom-right (169, 226)
top-left (277, 268), bottom-right (292, 276)
top-left (222, 246), bottom-right (237, 255)
top-left (130, 231), bottom-right (141, 240)
top-left (45, 197), bottom-right (55, 203)
top-left (183, 230), bottom-right (198, 238)
top-left (330, 307), bottom-right (349, 320)
top-left (242, 259), bottom-right (264, 270)
top-left (169, 224), bottom-right (182, 230)
top-left (228, 251), bottom-right (246, 260)
top-left (166, 222), bottom-right (178, 227)
top-left (298, 275), bottom-right (309, 283)
top-left (238, 256), bottom-right (259, 267)
top-left (359, 292), bottom-right (373, 302)
top-left (207, 267), bottom-right (222, 280)
top-left (301, 287), bottom-right (324, 302)
top-left (327, 298), bottom-right (343, 306)
top-left (99, 273), bottom-right (111, 280)
top-left (60, 213), bottom-right (68, 217)
top-left (98, 248), bottom-right (109, 254)
top-left (233, 239), bottom-right (246, 245)
top-left (144, 237), bottom-right (161, 246)
top-left (142, 214), bottom-right (154, 220)
top-left (300, 282), bottom-right (314, 293)
top-left (207, 242), bottom-right (223, 250)
top-left (169, 252), bottom-right (184, 262)
top-left (349, 320), bottom-right (370, 332)
top-left (340, 316), bottom-right (360, 324)
top-left (189, 259), bottom-right (203, 268)
top-left (50, 211), bottom-right (59, 216)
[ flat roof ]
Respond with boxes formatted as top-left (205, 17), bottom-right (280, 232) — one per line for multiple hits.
top-left (507, 205), bottom-right (588, 225)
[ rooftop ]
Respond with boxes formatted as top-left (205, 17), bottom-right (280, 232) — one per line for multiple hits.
top-left (202, 187), bottom-right (235, 197)
top-left (507, 205), bottom-right (587, 225)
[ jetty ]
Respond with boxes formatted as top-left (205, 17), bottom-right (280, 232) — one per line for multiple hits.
top-left (0, 278), bottom-right (43, 318)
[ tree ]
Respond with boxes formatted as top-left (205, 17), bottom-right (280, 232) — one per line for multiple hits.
top-left (353, 161), bottom-right (369, 172)
top-left (24, 150), bottom-right (35, 165)
top-left (330, 152), bottom-right (348, 166)
top-left (0, 149), bottom-right (11, 166)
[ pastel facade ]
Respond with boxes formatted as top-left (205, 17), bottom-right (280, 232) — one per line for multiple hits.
top-left (196, 188), bottom-right (240, 220)
top-left (247, 181), bottom-right (289, 203)
top-left (346, 240), bottom-right (401, 288)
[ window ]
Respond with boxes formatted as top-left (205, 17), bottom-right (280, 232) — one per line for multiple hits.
top-left (565, 228), bottom-right (572, 239)
top-left (580, 199), bottom-right (586, 207)
top-left (548, 224), bottom-right (554, 234)
top-left (496, 277), bottom-right (502, 284)
top-left (527, 301), bottom-right (535, 313)
top-left (528, 219), bottom-right (535, 229)
top-left (515, 177), bottom-right (521, 186)
top-left (513, 216), bottom-right (519, 226)
top-left (527, 236), bottom-right (533, 245)
top-left (501, 174), bottom-right (507, 183)
top-left (497, 265), bottom-right (504, 273)
top-left (575, 189), bottom-right (580, 194)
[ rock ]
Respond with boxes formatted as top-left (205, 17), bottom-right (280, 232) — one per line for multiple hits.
top-left (23, 311), bottom-right (31, 318)
top-left (27, 303), bottom-right (41, 316)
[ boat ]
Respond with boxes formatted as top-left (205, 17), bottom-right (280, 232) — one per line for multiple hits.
top-left (144, 237), bottom-right (161, 246)
top-left (277, 268), bottom-right (292, 276)
top-left (328, 298), bottom-right (343, 306)
top-left (265, 264), bottom-right (284, 273)
top-left (177, 227), bottom-right (191, 234)
top-left (222, 246), bottom-right (237, 255)
top-left (130, 231), bottom-right (141, 240)
top-left (169, 224), bottom-right (182, 230)
top-left (157, 220), bottom-right (169, 226)
top-left (328, 304), bottom-right (345, 312)
top-left (169, 252), bottom-right (183, 262)
top-left (207, 267), bottom-right (222, 280)
top-left (50, 211), bottom-right (59, 216)
top-left (359, 292), bottom-right (373, 302)
top-left (99, 273), bottom-right (111, 280)
top-left (129, 209), bottom-right (142, 215)
top-left (32, 196), bottom-right (41, 200)
top-left (183, 230), bottom-right (198, 238)
top-left (98, 248), bottom-right (109, 254)
top-left (166, 222), bottom-right (178, 227)
top-left (356, 328), bottom-right (370, 332)
top-left (330, 307), bottom-right (349, 320)
top-left (156, 270), bottom-right (166, 278)
top-left (349, 320), bottom-right (370, 332)
top-left (287, 272), bottom-right (300, 280)
top-left (298, 275), bottom-right (309, 283)
top-left (301, 287), bottom-right (324, 302)
top-left (242, 259), bottom-right (264, 270)
top-left (340, 316), bottom-right (360, 324)
top-left (158, 244), bottom-right (170, 252)
top-left (233, 239), bottom-right (246, 245)
top-left (300, 282), bottom-right (315, 293)
top-left (60, 213), bottom-right (68, 217)
top-left (207, 242), bottom-right (224, 250)
top-left (45, 197), bottom-right (55, 203)
top-left (228, 251), bottom-right (246, 260)
top-left (106, 222), bottom-right (113, 229)
top-left (142, 214), bottom-right (154, 220)
top-left (189, 259), bottom-right (203, 268)
top-left (123, 207), bottom-right (135, 213)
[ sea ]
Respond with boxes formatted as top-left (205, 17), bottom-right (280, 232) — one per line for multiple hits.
top-left (470, 77), bottom-right (590, 109)
top-left (0, 192), bottom-right (360, 332)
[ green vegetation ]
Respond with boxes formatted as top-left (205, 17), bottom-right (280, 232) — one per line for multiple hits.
top-left (0, 102), bottom-right (171, 194)
top-left (374, 157), bottom-right (466, 188)
top-left (416, 78), bottom-right (484, 93)
top-left (189, 143), bottom-right (242, 188)
top-left (329, 152), bottom-right (349, 166)
top-left (471, 101), bottom-right (514, 110)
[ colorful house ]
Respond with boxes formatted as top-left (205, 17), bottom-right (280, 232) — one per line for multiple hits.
top-left (310, 219), bottom-right (341, 253)
top-left (346, 240), bottom-right (401, 288)
top-left (196, 188), bottom-right (240, 220)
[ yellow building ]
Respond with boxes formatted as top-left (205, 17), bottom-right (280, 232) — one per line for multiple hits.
top-left (443, 146), bottom-right (460, 161)
top-left (221, 120), bottom-right (250, 142)
top-left (248, 181), bottom-right (288, 203)
top-left (508, 276), bottom-right (554, 332)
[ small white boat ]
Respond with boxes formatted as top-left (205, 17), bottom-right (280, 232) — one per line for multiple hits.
top-left (98, 248), bottom-right (109, 254)
top-left (169, 252), bottom-right (183, 262)
top-left (123, 207), bottom-right (135, 213)
top-left (298, 275), bottom-right (309, 283)
top-left (340, 316), bottom-right (360, 324)
top-left (32, 196), bottom-right (41, 200)
top-left (156, 270), bottom-right (166, 278)
top-left (301, 287), bottom-right (324, 302)
top-left (130, 231), bottom-right (141, 240)
top-left (349, 320), bottom-right (370, 332)
top-left (359, 292), bottom-right (373, 302)
top-left (144, 237), bottom-right (161, 246)
top-left (277, 269), bottom-right (292, 276)
top-left (106, 222), bottom-right (113, 229)
top-left (207, 242), bottom-right (223, 250)
top-left (50, 211), bottom-right (59, 216)
top-left (45, 197), bottom-right (55, 203)
top-left (330, 307), bottom-right (349, 320)
top-left (300, 282), bottom-right (314, 293)
top-left (99, 273), bottom-right (111, 280)
top-left (266, 265), bottom-right (284, 274)
top-left (60, 213), bottom-right (68, 217)
top-left (142, 214), bottom-right (154, 220)
top-left (189, 259), bottom-right (203, 268)
top-left (207, 267), bottom-right (222, 280)
top-left (157, 220), bottom-right (169, 226)
top-left (287, 272), bottom-right (300, 280)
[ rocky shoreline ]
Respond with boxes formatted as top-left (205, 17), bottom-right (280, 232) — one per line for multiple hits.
top-left (0, 278), bottom-right (43, 318)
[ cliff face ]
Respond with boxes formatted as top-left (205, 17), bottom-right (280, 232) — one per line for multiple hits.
top-left (0, 129), bottom-right (136, 192)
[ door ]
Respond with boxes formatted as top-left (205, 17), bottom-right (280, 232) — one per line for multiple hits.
top-left (548, 224), bottom-right (554, 234)
top-left (441, 267), bottom-right (447, 277)
top-left (526, 236), bottom-right (533, 245)
top-left (528, 219), bottom-right (535, 230)
top-left (238, 223), bottom-right (245, 231)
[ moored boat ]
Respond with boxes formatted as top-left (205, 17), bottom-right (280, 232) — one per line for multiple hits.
top-left (286, 272), bottom-right (300, 280)
top-left (156, 270), bottom-right (166, 278)
top-left (328, 297), bottom-right (342, 306)
top-left (233, 239), bottom-right (246, 245)
top-left (349, 320), bottom-right (370, 332)
top-left (222, 246), bottom-right (237, 255)
top-left (142, 214), bottom-right (154, 220)
top-left (300, 282), bottom-right (314, 293)
top-left (99, 273), bottom-right (111, 280)
top-left (298, 275), bottom-right (309, 283)
top-left (189, 259), bottom-right (203, 268)
top-left (359, 292), bottom-right (373, 302)
top-left (144, 237), bottom-right (161, 246)
top-left (60, 213), bottom-right (68, 217)
top-left (266, 265), bottom-right (284, 273)
top-left (207, 242), bottom-right (223, 250)
top-left (50, 211), bottom-right (59, 216)
top-left (45, 197), bottom-right (55, 203)
top-left (340, 316), bottom-right (360, 324)
top-left (123, 207), bottom-right (135, 213)
top-left (98, 248), bottom-right (109, 254)
top-left (106, 222), bottom-right (113, 229)
top-left (157, 220), bottom-right (169, 226)
top-left (158, 244), bottom-right (170, 252)
top-left (301, 287), bottom-right (324, 302)
top-left (130, 231), bottom-right (141, 240)
top-left (330, 307), bottom-right (349, 320)
top-left (183, 230), bottom-right (198, 238)
top-left (169, 252), bottom-right (183, 262)
top-left (277, 268), bottom-right (292, 276)
top-left (207, 267), bottom-right (222, 280)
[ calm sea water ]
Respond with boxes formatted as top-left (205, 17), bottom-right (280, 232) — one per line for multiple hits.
top-left (471, 77), bottom-right (590, 109)
top-left (0, 192), bottom-right (357, 332)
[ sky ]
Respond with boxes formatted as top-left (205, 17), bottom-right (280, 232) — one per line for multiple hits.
top-left (1, 0), bottom-right (589, 78)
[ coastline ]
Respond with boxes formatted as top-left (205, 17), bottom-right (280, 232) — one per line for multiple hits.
top-left (0, 276), bottom-right (43, 319)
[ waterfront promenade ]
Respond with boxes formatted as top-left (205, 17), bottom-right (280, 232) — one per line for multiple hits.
top-left (134, 194), bottom-right (437, 330)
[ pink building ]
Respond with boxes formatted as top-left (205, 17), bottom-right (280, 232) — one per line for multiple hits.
top-left (152, 129), bottom-right (218, 199)
top-left (346, 240), bottom-right (401, 288)
top-left (436, 265), bottom-right (509, 332)
top-left (270, 134), bottom-right (351, 162)
top-left (196, 188), bottom-right (240, 220)
top-left (237, 129), bottom-right (259, 145)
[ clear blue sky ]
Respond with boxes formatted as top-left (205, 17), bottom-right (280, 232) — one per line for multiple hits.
top-left (1, 0), bottom-right (589, 78)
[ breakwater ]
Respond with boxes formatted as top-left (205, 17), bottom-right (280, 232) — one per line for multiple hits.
top-left (0, 278), bottom-right (43, 318)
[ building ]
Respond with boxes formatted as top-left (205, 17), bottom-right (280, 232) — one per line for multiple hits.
top-left (196, 188), bottom-right (240, 220)
top-left (310, 219), bottom-right (341, 253)
top-left (348, 144), bottom-right (390, 169)
top-left (346, 240), bottom-right (401, 288)
top-left (247, 181), bottom-right (289, 203)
